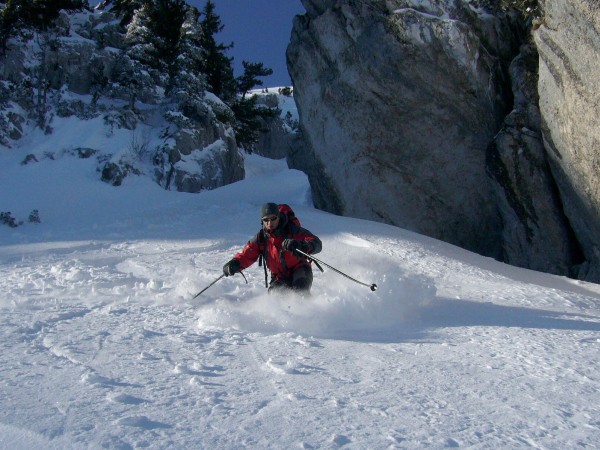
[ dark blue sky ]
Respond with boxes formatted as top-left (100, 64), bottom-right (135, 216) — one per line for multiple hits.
top-left (190, 1), bottom-right (305, 87)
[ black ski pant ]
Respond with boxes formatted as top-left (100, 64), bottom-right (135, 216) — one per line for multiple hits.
top-left (268, 265), bottom-right (313, 293)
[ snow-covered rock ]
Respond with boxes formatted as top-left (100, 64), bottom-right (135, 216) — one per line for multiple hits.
top-left (0, 6), bottom-right (244, 193)
top-left (251, 88), bottom-right (301, 159)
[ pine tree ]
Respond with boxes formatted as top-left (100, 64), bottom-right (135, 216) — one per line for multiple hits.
top-left (109, 0), bottom-right (145, 26)
top-left (175, 7), bottom-right (205, 77)
top-left (0, 0), bottom-right (85, 49)
top-left (170, 6), bottom-right (207, 116)
top-left (148, 0), bottom-right (186, 65)
top-left (26, 0), bottom-right (86, 30)
top-left (122, 0), bottom-right (187, 109)
top-left (123, 3), bottom-right (161, 108)
top-left (230, 60), bottom-right (276, 151)
top-left (125, 3), bottom-right (159, 68)
top-left (0, 0), bottom-right (19, 50)
top-left (236, 61), bottom-right (273, 99)
top-left (199, 0), bottom-right (235, 101)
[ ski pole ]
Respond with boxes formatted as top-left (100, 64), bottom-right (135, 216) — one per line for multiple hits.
top-left (192, 274), bottom-right (225, 299)
top-left (295, 249), bottom-right (377, 291)
top-left (192, 271), bottom-right (248, 299)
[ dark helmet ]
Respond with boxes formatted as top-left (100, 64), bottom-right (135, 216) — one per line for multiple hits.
top-left (261, 202), bottom-right (279, 219)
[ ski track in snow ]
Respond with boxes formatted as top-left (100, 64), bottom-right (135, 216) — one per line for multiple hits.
top-left (1, 154), bottom-right (600, 448)
top-left (2, 231), bottom-right (600, 448)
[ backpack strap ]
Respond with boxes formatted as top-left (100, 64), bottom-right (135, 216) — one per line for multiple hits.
top-left (258, 229), bottom-right (269, 288)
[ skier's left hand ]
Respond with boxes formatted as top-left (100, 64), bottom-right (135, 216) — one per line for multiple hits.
top-left (223, 259), bottom-right (241, 276)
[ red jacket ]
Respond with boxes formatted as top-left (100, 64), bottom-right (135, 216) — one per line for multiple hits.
top-left (234, 219), bottom-right (322, 282)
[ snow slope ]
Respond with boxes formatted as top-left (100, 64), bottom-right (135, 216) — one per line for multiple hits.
top-left (1, 131), bottom-right (600, 448)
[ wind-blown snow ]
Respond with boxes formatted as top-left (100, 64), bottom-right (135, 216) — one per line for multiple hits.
top-left (1, 125), bottom-right (600, 448)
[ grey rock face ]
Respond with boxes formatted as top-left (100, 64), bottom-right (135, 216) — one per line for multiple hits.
top-left (288, 0), bottom-right (521, 256)
top-left (534, 0), bottom-right (600, 281)
top-left (169, 122), bottom-right (243, 193)
top-left (253, 94), bottom-right (291, 159)
top-left (487, 44), bottom-right (582, 276)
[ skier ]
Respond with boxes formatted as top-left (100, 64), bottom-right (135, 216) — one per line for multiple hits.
top-left (222, 203), bottom-right (322, 293)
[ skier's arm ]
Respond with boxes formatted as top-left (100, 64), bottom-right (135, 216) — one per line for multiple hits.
top-left (303, 232), bottom-right (322, 255)
top-left (234, 234), bottom-right (262, 269)
top-left (283, 228), bottom-right (322, 255)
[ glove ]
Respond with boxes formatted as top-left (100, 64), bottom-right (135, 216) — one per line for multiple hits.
top-left (223, 259), bottom-right (241, 277)
top-left (282, 239), bottom-right (308, 254)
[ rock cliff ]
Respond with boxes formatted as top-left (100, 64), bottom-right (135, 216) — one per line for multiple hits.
top-left (486, 43), bottom-right (582, 276)
top-left (288, 0), bottom-right (600, 282)
top-left (533, 0), bottom-right (600, 280)
top-left (288, 0), bottom-right (522, 257)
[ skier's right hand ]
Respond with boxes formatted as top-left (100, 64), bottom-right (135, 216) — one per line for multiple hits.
top-left (223, 259), bottom-right (241, 277)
